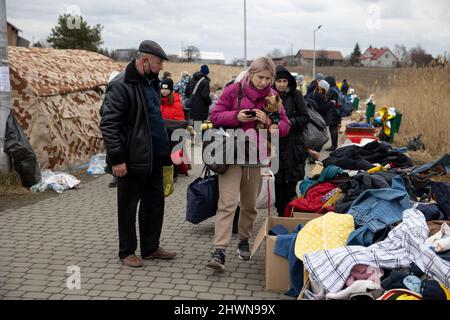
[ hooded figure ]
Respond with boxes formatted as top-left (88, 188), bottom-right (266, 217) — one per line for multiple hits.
top-left (185, 70), bottom-right (212, 122)
top-left (272, 65), bottom-right (310, 216)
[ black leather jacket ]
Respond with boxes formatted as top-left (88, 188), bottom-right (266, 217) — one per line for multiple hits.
top-left (100, 60), bottom-right (169, 174)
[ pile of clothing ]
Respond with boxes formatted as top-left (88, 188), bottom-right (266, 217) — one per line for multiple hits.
top-left (279, 139), bottom-right (450, 300)
top-left (301, 209), bottom-right (450, 300)
top-left (322, 140), bottom-right (413, 170)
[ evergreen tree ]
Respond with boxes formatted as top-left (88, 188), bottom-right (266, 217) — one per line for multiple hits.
top-left (350, 43), bottom-right (362, 66)
top-left (47, 14), bottom-right (104, 52)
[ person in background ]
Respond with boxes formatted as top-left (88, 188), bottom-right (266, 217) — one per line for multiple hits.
top-left (296, 74), bottom-right (308, 97)
top-left (174, 71), bottom-right (191, 109)
top-left (273, 66), bottom-right (310, 217)
top-left (185, 65), bottom-right (212, 123)
top-left (162, 71), bottom-right (172, 80)
top-left (160, 78), bottom-right (185, 121)
top-left (206, 57), bottom-right (291, 272)
top-left (100, 40), bottom-right (177, 268)
top-left (336, 78), bottom-right (343, 91)
top-left (306, 73), bottom-right (324, 96)
top-left (224, 75), bottom-right (237, 87)
top-left (324, 76), bottom-right (341, 151)
top-left (341, 79), bottom-right (350, 95)
top-left (208, 85), bottom-right (223, 118)
top-left (306, 79), bottom-right (330, 122)
top-left (160, 78), bottom-right (187, 181)
top-left (305, 79), bottom-right (332, 163)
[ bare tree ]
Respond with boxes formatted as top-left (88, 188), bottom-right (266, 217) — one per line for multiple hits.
top-left (394, 44), bottom-right (409, 67)
top-left (183, 45), bottom-right (201, 62)
top-left (268, 48), bottom-right (283, 58)
top-left (230, 58), bottom-right (244, 66)
top-left (430, 54), bottom-right (448, 67)
top-left (409, 45), bottom-right (433, 67)
top-left (32, 38), bottom-right (50, 48)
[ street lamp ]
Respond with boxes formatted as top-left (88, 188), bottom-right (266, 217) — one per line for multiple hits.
top-left (243, 0), bottom-right (247, 69)
top-left (313, 25), bottom-right (322, 79)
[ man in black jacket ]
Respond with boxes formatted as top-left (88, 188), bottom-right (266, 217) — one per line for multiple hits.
top-left (273, 65), bottom-right (310, 216)
top-left (100, 40), bottom-right (177, 268)
top-left (324, 76), bottom-right (341, 151)
top-left (185, 65), bottom-right (212, 122)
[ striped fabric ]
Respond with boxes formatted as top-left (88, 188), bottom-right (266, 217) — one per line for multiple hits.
top-left (303, 208), bottom-right (450, 293)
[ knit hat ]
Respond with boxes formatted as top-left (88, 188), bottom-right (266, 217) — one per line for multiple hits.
top-left (160, 78), bottom-right (174, 92)
top-left (275, 65), bottom-right (291, 81)
top-left (200, 65), bottom-right (210, 75)
top-left (318, 79), bottom-right (330, 92)
top-left (315, 73), bottom-right (325, 80)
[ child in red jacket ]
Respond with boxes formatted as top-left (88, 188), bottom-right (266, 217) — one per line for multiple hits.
top-left (160, 78), bottom-right (185, 120)
top-left (160, 78), bottom-right (191, 177)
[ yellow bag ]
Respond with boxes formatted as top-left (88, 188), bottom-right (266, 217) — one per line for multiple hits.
top-left (163, 165), bottom-right (174, 197)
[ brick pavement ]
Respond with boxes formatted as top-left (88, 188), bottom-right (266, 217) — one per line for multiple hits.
top-left (0, 145), bottom-right (329, 300)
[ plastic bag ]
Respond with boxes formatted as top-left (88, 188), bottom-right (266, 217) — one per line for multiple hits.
top-left (4, 113), bottom-right (41, 187)
top-left (163, 165), bottom-right (174, 197)
top-left (30, 170), bottom-right (80, 194)
top-left (256, 173), bottom-right (275, 209)
top-left (30, 170), bottom-right (54, 192)
top-left (87, 154), bottom-right (107, 175)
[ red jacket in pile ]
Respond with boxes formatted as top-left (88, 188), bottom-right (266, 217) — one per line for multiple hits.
top-left (284, 182), bottom-right (337, 216)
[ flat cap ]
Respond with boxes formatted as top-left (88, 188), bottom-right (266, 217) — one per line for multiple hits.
top-left (138, 40), bottom-right (169, 60)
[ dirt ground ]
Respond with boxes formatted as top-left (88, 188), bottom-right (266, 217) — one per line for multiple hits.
top-left (0, 169), bottom-right (101, 213)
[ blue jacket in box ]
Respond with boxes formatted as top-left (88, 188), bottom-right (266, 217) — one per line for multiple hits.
top-left (346, 175), bottom-right (412, 246)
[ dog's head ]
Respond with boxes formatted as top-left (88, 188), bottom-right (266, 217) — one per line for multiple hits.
top-left (264, 94), bottom-right (281, 113)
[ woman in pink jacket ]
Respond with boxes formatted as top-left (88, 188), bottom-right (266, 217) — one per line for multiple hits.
top-left (207, 57), bottom-right (290, 271)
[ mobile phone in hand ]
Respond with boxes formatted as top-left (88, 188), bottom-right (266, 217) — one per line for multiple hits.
top-left (244, 110), bottom-right (256, 117)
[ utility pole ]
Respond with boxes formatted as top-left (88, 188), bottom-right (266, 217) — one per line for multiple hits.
top-left (243, 0), bottom-right (247, 69)
top-left (0, 0), bottom-right (11, 173)
top-left (313, 25), bottom-right (322, 79)
top-left (181, 41), bottom-right (184, 61)
top-left (290, 43), bottom-right (294, 66)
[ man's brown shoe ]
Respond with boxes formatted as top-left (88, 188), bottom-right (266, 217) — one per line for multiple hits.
top-left (142, 247), bottom-right (177, 260)
top-left (121, 255), bottom-right (143, 268)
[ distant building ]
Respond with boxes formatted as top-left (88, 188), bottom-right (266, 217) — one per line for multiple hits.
top-left (114, 49), bottom-right (138, 62)
top-left (295, 49), bottom-right (344, 66)
top-left (7, 21), bottom-right (30, 47)
top-left (176, 51), bottom-right (226, 64)
top-left (271, 56), bottom-right (296, 66)
top-left (360, 47), bottom-right (398, 68)
top-left (167, 54), bottom-right (178, 62)
top-left (199, 52), bottom-right (226, 65)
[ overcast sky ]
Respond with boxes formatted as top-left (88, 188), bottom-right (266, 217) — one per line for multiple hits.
top-left (5, 0), bottom-right (450, 62)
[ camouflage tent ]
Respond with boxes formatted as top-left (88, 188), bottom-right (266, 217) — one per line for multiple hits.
top-left (8, 47), bottom-right (124, 170)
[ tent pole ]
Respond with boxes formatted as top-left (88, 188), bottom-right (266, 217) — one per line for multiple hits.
top-left (0, 0), bottom-right (12, 173)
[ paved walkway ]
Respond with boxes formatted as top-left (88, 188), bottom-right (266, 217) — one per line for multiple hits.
top-left (0, 145), bottom-right (329, 300)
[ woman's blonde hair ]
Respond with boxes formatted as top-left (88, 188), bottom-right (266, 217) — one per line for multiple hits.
top-left (241, 57), bottom-right (276, 87)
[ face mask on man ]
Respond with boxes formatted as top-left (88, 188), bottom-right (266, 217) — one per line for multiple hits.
top-left (144, 60), bottom-right (158, 80)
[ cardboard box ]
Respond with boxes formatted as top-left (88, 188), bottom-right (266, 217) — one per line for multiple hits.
top-left (310, 163), bottom-right (324, 178)
top-left (250, 214), bottom-right (320, 292)
top-left (291, 211), bottom-right (323, 222)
